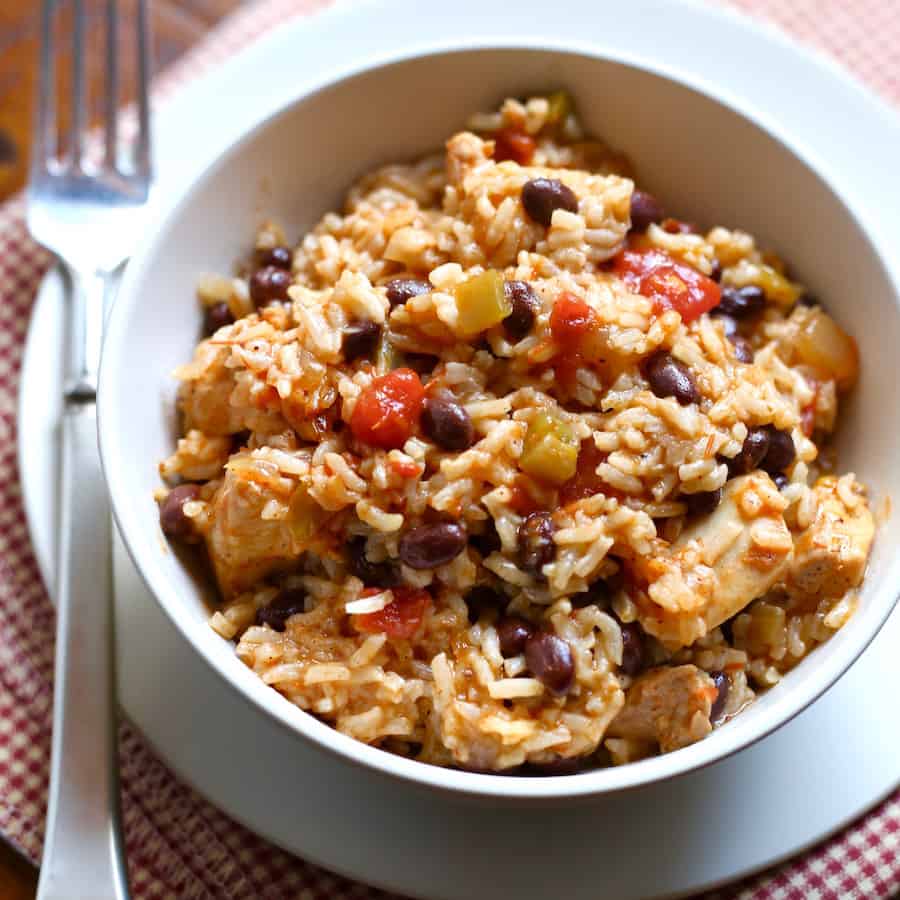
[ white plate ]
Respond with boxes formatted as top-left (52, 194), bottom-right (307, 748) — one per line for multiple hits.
top-left (19, 1), bottom-right (900, 896)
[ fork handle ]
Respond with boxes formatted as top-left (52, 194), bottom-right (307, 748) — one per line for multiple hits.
top-left (65, 268), bottom-right (106, 402)
top-left (37, 401), bottom-right (130, 900)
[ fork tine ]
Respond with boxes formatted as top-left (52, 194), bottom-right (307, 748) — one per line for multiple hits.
top-left (104, 0), bottom-right (119, 169)
top-left (71, 0), bottom-right (87, 168)
top-left (31, 0), bottom-right (57, 174)
top-left (134, 0), bottom-right (152, 177)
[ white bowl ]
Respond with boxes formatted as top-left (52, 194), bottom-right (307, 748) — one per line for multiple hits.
top-left (98, 45), bottom-right (900, 802)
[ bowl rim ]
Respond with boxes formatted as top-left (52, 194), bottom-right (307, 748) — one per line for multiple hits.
top-left (98, 39), bottom-right (900, 802)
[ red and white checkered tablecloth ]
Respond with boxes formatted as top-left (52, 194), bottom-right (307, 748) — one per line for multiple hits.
top-left (0, 2), bottom-right (898, 898)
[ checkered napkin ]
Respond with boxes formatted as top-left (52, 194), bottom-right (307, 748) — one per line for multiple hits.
top-left (0, 1), bottom-right (897, 897)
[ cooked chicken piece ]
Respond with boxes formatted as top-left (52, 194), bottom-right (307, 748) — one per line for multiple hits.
top-left (788, 474), bottom-right (874, 601)
top-left (445, 131), bottom-right (493, 186)
top-left (177, 344), bottom-right (243, 436)
top-left (607, 665), bottom-right (717, 752)
top-left (632, 472), bottom-right (794, 648)
top-left (203, 456), bottom-right (325, 598)
top-left (178, 341), bottom-right (286, 437)
top-left (159, 429), bottom-right (232, 483)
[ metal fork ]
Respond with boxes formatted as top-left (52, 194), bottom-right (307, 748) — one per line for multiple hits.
top-left (27, 2), bottom-right (152, 897)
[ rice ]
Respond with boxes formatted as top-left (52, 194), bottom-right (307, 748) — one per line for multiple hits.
top-left (157, 93), bottom-right (875, 774)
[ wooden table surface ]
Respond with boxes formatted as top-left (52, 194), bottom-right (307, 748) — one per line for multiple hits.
top-left (0, 2), bottom-right (247, 895)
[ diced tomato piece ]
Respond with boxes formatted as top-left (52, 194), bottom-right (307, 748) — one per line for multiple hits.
top-left (801, 381), bottom-right (818, 436)
top-left (390, 457), bottom-right (421, 479)
top-left (660, 218), bottom-right (696, 235)
top-left (801, 404), bottom-right (816, 437)
top-left (801, 376), bottom-right (819, 437)
top-left (550, 292), bottom-right (597, 346)
top-left (350, 368), bottom-right (425, 449)
top-left (354, 587), bottom-right (431, 639)
top-left (507, 478), bottom-right (541, 515)
top-left (559, 440), bottom-right (607, 505)
top-left (613, 248), bottom-right (721, 323)
top-left (553, 350), bottom-right (585, 393)
top-left (492, 128), bottom-right (536, 165)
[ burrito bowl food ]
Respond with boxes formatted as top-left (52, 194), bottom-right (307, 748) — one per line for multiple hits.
top-left (156, 93), bottom-right (874, 773)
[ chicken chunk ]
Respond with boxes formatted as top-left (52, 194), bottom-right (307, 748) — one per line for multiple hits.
top-left (788, 474), bottom-right (874, 601)
top-left (607, 665), bottom-right (717, 752)
top-left (159, 429), bottom-right (231, 483)
top-left (632, 472), bottom-right (794, 648)
top-left (177, 341), bottom-right (286, 437)
top-left (203, 455), bottom-right (326, 598)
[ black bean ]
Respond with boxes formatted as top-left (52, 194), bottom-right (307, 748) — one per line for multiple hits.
top-left (685, 487), bottom-right (723, 517)
top-left (709, 670), bottom-right (730, 722)
top-left (159, 484), bottom-right (200, 540)
top-left (629, 190), bottom-right (664, 232)
top-left (518, 512), bottom-right (555, 574)
top-left (761, 426), bottom-right (796, 474)
top-left (496, 616), bottom-right (535, 657)
top-left (402, 352), bottom-right (439, 376)
top-left (203, 302), bottom-right (234, 336)
top-left (469, 520), bottom-right (502, 558)
top-left (716, 314), bottom-right (739, 337)
top-left (502, 280), bottom-right (539, 341)
top-left (709, 258), bottom-right (723, 283)
top-left (348, 537), bottom-right (401, 587)
top-left (729, 334), bottom-right (754, 364)
top-left (726, 427), bottom-right (771, 476)
top-left (250, 265), bottom-right (292, 307)
top-left (620, 622), bottom-right (646, 677)
top-left (258, 245), bottom-right (292, 269)
top-left (385, 278), bottom-right (431, 307)
top-left (521, 178), bottom-right (579, 227)
top-left (342, 320), bottom-right (381, 362)
top-left (348, 536), bottom-right (369, 575)
top-left (399, 522), bottom-right (468, 570)
top-left (713, 285), bottom-right (766, 319)
top-left (255, 588), bottom-right (306, 632)
top-left (231, 430), bottom-right (251, 452)
top-left (772, 472), bottom-right (789, 491)
top-left (571, 579), bottom-right (611, 609)
top-left (644, 351), bottom-right (700, 406)
top-left (421, 393), bottom-right (475, 451)
top-left (525, 632), bottom-right (575, 694)
top-left (465, 585), bottom-right (503, 623)
top-left (723, 325), bottom-right (747, 353)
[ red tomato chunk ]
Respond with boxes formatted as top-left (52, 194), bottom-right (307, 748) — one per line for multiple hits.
top-left (550, 292), bottom-right (597, 346)
top-left (354, 587), bottom-right (431, 639)
top-left (660, 218), bottom-right (696, 235)
top-left (492, 128), bottom-right (536, 165)
top-left (559, 440), bottom-right (607, 505)
top-left (613, 249), bottom-right (721, 323)
top-left (350, 368), bottom-right (425, 449)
